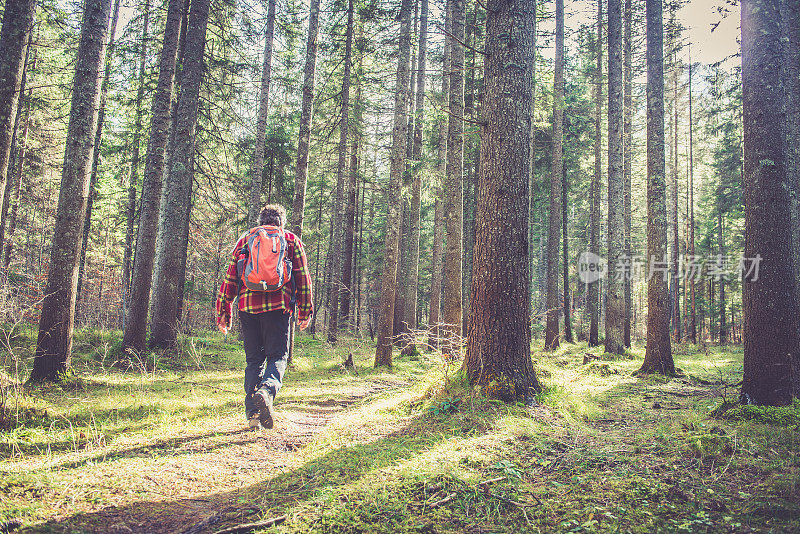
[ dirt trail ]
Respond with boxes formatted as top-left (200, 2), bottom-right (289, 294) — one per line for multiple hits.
top-left (28, 378), bottom-right (407, 534)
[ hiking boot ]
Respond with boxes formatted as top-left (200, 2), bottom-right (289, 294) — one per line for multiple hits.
top-left (248, 413), bottom-right (261, 431)
top-left (254, 388), bottom-right (274, 429)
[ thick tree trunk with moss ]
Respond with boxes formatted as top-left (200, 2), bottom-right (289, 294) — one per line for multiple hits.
top-left (290, 0), bottom-right (321, 237)
top-left (327, 0), bottom-right (354, 343)
top-left (605, 0), bottom-right (624, 355)
top-left (374, 0), bottom-right (413, 367)
top-left (29, 0), bottom-right (112, 382)
top-left (0, 0), bottom-right (36, 230)
top-left (147, 0), bottom-right (210, 349)
top-left (527, 0), bottom-right (538, 316)
top-left (122, 0), bottom-right (186, 354)
top-left (441, 0), bottom-right (465, 357)
top-left (248, 0), bottom-right (277, 225)
top-left (588, 0), bottom-right (602, 347)
top-left (741, 0), bottom-right (800, 405)
top-left (545, 0), bottom-right (564, 351)
top-left (639, 0), bottom-right (674, 375)
top-left (464, 0), bottom-right (539, 401)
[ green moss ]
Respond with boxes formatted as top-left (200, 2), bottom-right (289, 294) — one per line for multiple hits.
top-left (715, 401), bottom-right (800, 427)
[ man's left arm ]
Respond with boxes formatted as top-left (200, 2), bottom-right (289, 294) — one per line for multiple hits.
top-left (291, 236), bottom-right (314, 324)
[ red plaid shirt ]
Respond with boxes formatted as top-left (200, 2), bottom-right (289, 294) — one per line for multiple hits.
top-left (215, 228), bottom-right (313, 323)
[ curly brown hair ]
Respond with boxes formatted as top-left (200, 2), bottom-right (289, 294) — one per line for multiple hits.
top-left (258, 204), bottom-right (287, 227)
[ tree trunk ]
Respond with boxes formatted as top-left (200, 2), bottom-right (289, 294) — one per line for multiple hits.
top-left (75, 0), bottom-right (122, 323)
top-left (605, 0), bottom-right (624, 355)
top-left (29, 0), bottom-right (112, 382)
top-left (623, 0), bottom-right (632, 348)
top-left (290, 0), bottom-right (322, 237)
top-left (545, 0), bottom-right (564, 351)
top-left (562, 166), bottom-right (572, 343)
top-left (717, 211), bottom-right (726, 343)
top-left (588, 0), bottom-right (602, 347)
top-left (122, 0), bottom-right (186, 354)
top-left (147, 0), bottom-right (210, 349)
top-left (400, 0), bottom-right (427, 355)
top-left (341, 35), bottom-right (364, 328)
top-left (427, 0), bottom-right (451, 350)
top-left (688, 51), bottom-right (697, 345)
top-left (374, 0), bottom-right (413, 367)
top-left (527, 0), bottom-right (538, 316)
top-left (441, 0), bottom-right (465, 357)
top-left (327, 0), bottom-right (354, 343)
top-left (670, 22), bottom-right (681, 342)
top-left (0, 34), bottom-right (31, 268)
top-left (741, 0), bottom-right (799, 405)
top-left (248, 0), bottom-right (277, 225)
top-left (121, 0), bottom-right (151, 326)
top-left (0, 0), bottom-right (36, 231)
top-left (463, 0), bottom-right (539, 402)
top-left (782, 0), bottom-right (800, 349)
top-left (639, 0), bottom-right (674, 375)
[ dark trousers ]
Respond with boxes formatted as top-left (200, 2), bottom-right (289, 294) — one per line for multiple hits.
top-left (239, 310), bottom-right (290, 418)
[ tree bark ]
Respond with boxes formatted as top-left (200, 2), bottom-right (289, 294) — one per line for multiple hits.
top-left (248, 0), bottom-right (277, 225)
top-left (527, 0), bottom-right (537, 316)
top-left (741, 0), bottom-right (799, 405)
top-left (623, 0), bottom-right (632, 347)
top-left (688, 51), bottom-right (697, 345)
top-left (122, 0), bottom-right (186, 354)
top-left (0, 33), bottom-right (31, 268)
top-left (544, 0), bottom-right (564, 351)
top-left (639, 0), bottom-right (674, 375)
top-left (588, 0), bottom-right (602, 347)
top-left (121, 0), bottom-right (151, 324)
top-left (441, 0), bottom-right (465, 357)
top-left (427, 0), bottom-right (451, 350)
top-left (327, 0), bottom-right (354, 343)
top-left (605, 0), bottom-right (624, 354)
top-left (341, 32), bottom-right (364, 327)
top-left (0, 0), bottom-right (36, 231)
top-left (374, 0), bottom-right (413, 367)
top-left (463, 0), bottom-right (539, 402)
top-left (562, 166), bottom-right (572, 343)
top-left (782, 0), bottom-right (800, 350)
top-left (717, 210), bottom-right (726, 343)
top-left (290, 0), bottom-right (322, 237)
top-left (29, 0), bottom-right (112, 382)
top-left (399, 0), bottom-right (427, 355)
top-left (669, 16), bottom-right (681, 342)
top-left (147, 0), bottom-right (210, 349)
top-left (76, 0), bottom-right (122, 323)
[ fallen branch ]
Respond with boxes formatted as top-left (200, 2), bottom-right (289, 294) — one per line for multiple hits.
top-left (214, 515), bottom-right (287, 534)
top-left (429, 493), bottom-right (457, 509)
top-left (168, 378), bottom-right (238, 394)
top-left (477, 476), bottom-right (506, 487)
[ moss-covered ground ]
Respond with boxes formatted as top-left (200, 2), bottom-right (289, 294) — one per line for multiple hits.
top-left (1, 329), bottom-right (798, 533)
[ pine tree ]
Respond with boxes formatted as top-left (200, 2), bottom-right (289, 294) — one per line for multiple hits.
top-left (0, 0), bottom-right (37, 229)
top-left (588, 0), bottom-right (602, 347)
top-left (147, 0), bottom-right (211, 349)
top-left (29, 0), bottom-right (113, 382)
top-left (741, 0), bottom-right (799, 406)
top-left (544, 0), bottom-right (564, 350)
top-left (374, 0), bottom-right (413, 367)
top-left (463, 0), bottom-right (539, 402)
top-left (122, 0), bottom-right (187, 353)
top-left (248, 0), bottom-right (277, 225)
top-left (605, 0), bottom-right (624, 354)
top-left (639, 0), bottom-right (674, 375)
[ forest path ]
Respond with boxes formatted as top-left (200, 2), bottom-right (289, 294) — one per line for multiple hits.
top-left (19, 375), bottom-right (408, 534)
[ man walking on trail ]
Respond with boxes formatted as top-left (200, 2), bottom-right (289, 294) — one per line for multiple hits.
top-left (215, 204), bottom-right (313, 430)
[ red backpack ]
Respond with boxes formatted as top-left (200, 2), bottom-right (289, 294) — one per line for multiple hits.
top-left (236, 226), bottom-right (293, 292)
